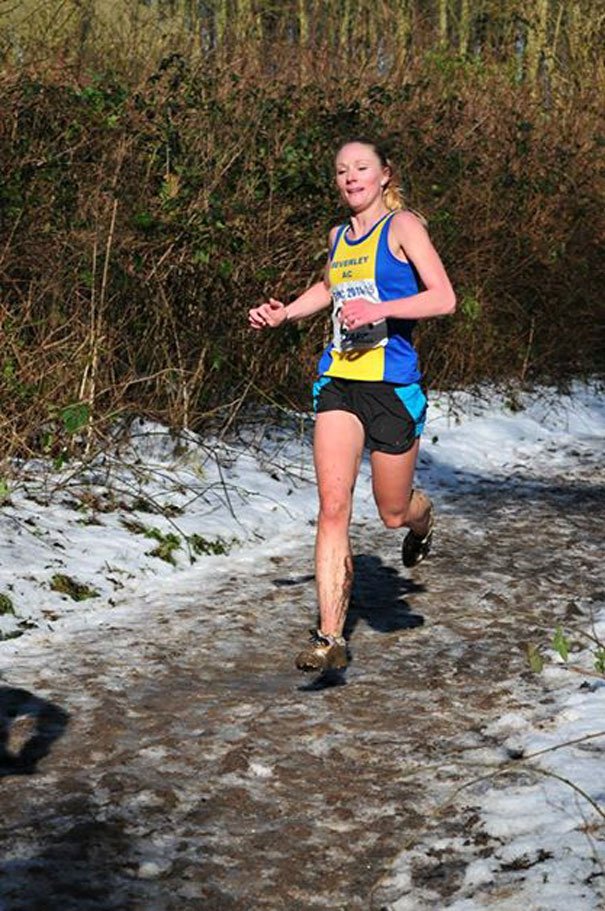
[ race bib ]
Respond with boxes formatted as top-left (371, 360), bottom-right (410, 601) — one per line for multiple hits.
top-left (331, 279), bottom-right (388, 353)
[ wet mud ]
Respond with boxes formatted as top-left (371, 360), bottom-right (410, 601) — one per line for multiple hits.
top-left (0, 441), bottom-right (603, 910)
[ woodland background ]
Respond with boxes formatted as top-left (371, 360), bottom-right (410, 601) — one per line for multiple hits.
top-left (0, 0), bottom-right (603, 459)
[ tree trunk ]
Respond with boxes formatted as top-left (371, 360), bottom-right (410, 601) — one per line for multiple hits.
top-left (526, 0), bottom-right (550, 84)
top-left (395, 0), bottom-right (412, 65)
top-left (339, 0), bottom-right (351, 53)
top-left (459, 0), bottom-right (470, 56)
top-left (298, 0), bottom-right (309, 46)
top-left (215, 0), bottom-right (228, 50)
top-left (438, 0), bottom-right (448, 47)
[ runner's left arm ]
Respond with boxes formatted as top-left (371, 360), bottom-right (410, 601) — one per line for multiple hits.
top-left (339, 212), bottom-right (456, 329)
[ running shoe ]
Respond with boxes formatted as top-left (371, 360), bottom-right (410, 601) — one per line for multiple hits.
top-left (402, 504), bottom-right (435, 568)
top-left (295, 630), bottom-right (349, 672)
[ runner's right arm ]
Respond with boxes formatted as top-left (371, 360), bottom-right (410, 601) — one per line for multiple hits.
top-left (248, 229), bottom-right (336, 331)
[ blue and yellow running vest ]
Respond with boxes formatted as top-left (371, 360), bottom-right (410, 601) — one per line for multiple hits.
top-left (317, 211), bottom-right (421, 384)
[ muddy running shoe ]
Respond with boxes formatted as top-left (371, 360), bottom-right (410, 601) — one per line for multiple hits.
top-left (295, 630), bottom-right (349, 673)
top-left (402, 505), bottom-right (435, 568)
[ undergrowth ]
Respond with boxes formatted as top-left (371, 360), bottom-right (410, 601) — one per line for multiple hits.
top-left (0, 3), bottom-right (603, 461)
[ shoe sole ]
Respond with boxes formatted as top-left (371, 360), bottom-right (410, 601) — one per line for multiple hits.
top-left (295, 651), bottom-right (349, 673)
top-left (296, 658), bottom-right (349, 673)
top-left (402, 506), bottom-right (435, 568)
top-left (402, 532), bottom-right (433, 568)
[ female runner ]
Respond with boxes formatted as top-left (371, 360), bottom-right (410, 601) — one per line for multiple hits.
top-left (249, 138), bottom-right (456, 672)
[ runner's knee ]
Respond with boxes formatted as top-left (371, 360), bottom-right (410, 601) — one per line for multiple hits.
top-left (376, 489), bottom-right (422, 528)
top-left (318, 493), bottom-right (352, 526)
top-left (380, 490), bottom-right (431, 532)
top-left (377, 504), bottom-right (408, 529)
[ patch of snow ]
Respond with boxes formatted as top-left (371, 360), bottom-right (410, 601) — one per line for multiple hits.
top-left (1, 382), bottom-right (604, 909)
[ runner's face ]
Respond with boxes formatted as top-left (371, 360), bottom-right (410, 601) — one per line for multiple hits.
top-left (335, 143), bottom-right (388, 212)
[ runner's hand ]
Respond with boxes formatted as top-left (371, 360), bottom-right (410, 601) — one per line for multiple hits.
top-left (249, 298), bottom-right (288, 330)
top-left (340, 297), bottom-right (381, 331)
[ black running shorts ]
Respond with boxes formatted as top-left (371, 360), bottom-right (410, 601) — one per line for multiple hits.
top-left (312, 377), bottom-right (427, 455)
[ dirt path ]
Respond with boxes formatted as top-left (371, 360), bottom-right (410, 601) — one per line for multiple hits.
top-left (1, 446), bottom-right (603, 910)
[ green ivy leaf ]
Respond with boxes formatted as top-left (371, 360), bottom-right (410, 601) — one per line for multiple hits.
top-left (460, 293), bottom-right (481, 322)
top-left (133, 211), bottom-right (156, 231)
top-left (594, 648), bottom-right (605, 675)
top-left (553, 625), bottom-right (570, 662)
top-left (60, 402), bottom-right (90, 434)
top-left (525, 643), bottom-right (544, 673)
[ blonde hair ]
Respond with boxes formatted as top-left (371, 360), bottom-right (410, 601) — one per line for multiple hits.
top-left (383, 163), bottom-right (404, 212)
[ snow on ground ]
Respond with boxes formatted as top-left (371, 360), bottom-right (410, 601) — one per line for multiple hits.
top-left (1, 381), bottom-right (604, 907)
top-left (383, 636), bottom-right (605, 910)
top-left (452, 666), bottom-right (605, 910)
top-left (2, 381), bottom-right (601, 642)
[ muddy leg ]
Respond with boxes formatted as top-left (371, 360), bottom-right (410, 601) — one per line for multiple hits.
top-left (313, 411), bottom-right (364, 636)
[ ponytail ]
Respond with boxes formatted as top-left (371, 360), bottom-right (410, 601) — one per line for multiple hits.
top-left (382, 167), bottom-right (404, 212)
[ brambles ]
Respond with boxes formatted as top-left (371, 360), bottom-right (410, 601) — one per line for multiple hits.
top-left (0, 3), bottom-right (602, 461)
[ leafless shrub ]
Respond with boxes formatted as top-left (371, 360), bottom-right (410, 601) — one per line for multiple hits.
top-left (0, 2), bottom-right (603, 462)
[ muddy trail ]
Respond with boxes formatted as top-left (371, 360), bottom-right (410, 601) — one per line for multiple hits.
top-left (0, 446), bottom-right (603, 910)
